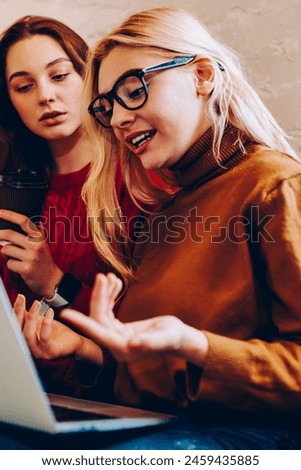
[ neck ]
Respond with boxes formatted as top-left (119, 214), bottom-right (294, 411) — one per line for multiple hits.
top-left (48, 127), bottom-right (91, 174)
top-left (171, 126), bottom-right (251, 189)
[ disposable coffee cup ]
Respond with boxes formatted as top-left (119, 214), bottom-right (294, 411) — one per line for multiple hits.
top-left (0, 169), bottom-right (48, 234)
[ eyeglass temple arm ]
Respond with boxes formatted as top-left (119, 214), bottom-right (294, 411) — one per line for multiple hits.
top-left (143, 55), bottom-right (224, 74)
top-left (143, 55), bottom-right (196, 73)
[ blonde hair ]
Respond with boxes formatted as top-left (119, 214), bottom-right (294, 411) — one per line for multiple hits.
top-left (81, 7), bottom-right (298, 281)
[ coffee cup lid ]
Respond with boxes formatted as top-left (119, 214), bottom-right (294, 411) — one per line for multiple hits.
top-left (0, 169), bottom-right (48, 188)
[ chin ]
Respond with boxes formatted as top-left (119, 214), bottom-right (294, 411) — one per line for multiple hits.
top-left (138, 155), bottom-right (165, 171)
top-left (142, 161), bottom-right (163, 171)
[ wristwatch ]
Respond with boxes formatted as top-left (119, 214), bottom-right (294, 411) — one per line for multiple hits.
top-left (40, 272), bottom-right (82, 313)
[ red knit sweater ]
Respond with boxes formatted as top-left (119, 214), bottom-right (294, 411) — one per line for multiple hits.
top-left (0, 162), bottom-right (138, 396)
top-left (0, 163), bottom-right (138, 310)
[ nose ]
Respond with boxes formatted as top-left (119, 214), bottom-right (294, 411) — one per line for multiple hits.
top-left (110, 100), bottom-right (135, 129)
top-left (38, 80), bottom-right (56, 105)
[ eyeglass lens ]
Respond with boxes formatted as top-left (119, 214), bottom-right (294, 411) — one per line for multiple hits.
top-left (92, 75), bottom-right (147, 127)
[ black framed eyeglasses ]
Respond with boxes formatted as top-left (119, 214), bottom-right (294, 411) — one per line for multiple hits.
top-left (88, 55), bottom-right (196, 128)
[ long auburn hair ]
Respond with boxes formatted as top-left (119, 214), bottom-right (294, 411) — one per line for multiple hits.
top-left (0, 15), bottom-right (89, 174)
top-left (81, 7), bottom-right (298, 281)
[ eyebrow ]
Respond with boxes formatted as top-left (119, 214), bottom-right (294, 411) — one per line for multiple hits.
top-left (8, 57), bottom-right (72, 83)
top-left (99, 67), bottom-right (141, 94)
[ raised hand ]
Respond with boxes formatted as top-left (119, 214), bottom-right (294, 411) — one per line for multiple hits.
top-left (60, 273), bottom-right (209, 366)
top-left (0, 209), bottom-right (63, 297)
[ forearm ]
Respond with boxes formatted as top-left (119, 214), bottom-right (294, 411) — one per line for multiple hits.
top-left (73, 336), bottom-right (105, 391)
top-left (188, 331), bottom-right (301, 412)
top-left (75, 335), bottom-right (104, 367)
top-left (42, 266), bottom-right (64, 298)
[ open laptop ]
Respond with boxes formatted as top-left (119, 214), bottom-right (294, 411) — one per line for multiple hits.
top-left (0, 277), bottom-right (174, 434)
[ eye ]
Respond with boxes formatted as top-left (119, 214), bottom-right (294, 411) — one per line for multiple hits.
top-left (117, 75), bottom-right (145, 104)
top-left (94, 97), bottom-right (112, 114)
top-left (103, 109), bottom-right (112, 119)
top-left (15, 83), bottom-right (33, 93)
top-left (95, 105), bottom-right (111, 115)
top-left (128, 86), bottom-right (145, 101)
top-left (52, 73), bottom-right (70, 81)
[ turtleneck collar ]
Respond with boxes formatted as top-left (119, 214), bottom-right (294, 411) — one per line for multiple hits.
top-left (171, 125), bottom-right (252, 189)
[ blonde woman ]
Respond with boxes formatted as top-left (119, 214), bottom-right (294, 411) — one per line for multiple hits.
top-left (16, 8), bottom-right (301, 449)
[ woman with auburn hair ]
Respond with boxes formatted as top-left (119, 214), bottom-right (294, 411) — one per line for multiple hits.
top-left (0, 127), bottom-right (10, 170)
top-left (0, 15), bottom-right (136, 397)
top-left (15, 7), bottom-right (301, 449)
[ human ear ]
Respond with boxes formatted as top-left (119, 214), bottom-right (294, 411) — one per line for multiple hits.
top-left (194, 61), bottom-right (215, 96)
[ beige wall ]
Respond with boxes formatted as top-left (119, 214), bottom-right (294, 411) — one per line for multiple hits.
top-left (1, 0), bottom-right (300, 153)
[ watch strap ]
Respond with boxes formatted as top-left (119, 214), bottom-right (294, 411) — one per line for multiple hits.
top-left (44, 289), bottom-right (70, 308)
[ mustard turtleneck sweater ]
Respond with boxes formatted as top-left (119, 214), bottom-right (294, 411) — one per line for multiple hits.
top-left (115, 126), bottom-right (301, 418)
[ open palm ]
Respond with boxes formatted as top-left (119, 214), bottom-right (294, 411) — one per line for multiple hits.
top-left (60, 273), bottom-right (186, 362)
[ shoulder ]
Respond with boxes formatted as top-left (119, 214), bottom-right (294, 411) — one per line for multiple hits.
top-left (242, 144), bottom-right (301, 177)
top-left (233, 144), bottom-right (301, 195)
top-left (236, 146), bottom-right (301, 216)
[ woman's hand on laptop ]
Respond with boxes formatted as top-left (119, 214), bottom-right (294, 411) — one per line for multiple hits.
top-left (13, 294), bottom-right (103, 366)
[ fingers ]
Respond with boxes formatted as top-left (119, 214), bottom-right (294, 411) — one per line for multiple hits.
top-left (60, 308), bottom-right (105, 345)
top-left (22, 300), bottom-right (42, 343)
top-left (90, 273), bottom-right (122, 323)
top-left (2, 244), bottom-right (26, 264)
top-left (0, 228), bottom-right (43, 251)
top-left (38, 309), bottom-right (54, 343)
top-left (106, 272), bottom-right (123, 308)
top-left (13, 293), bottom-right (27, 328)
top-left (0, 229), bottom-right (27, 249)
top-left (90, 274), bottom-right (109, 322)
top-left (0, 210), bottom-right (43, 242)
top-left (60, 306), bottom-right (126, 353)
top-left (22, 300), bottom-right (55, 358)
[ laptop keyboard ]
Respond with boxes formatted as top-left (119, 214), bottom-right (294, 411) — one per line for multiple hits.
top-left (52, 405), bottom-right (117, 422)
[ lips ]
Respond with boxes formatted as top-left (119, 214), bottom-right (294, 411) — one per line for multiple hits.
top-left (39, 111), bottom-right (65, 121)
top-left (126, 130), bottom-right (156, 149)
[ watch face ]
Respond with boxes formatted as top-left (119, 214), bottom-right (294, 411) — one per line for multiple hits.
top-left (41, 274), bottom-right (82, 309)
top-left (56, 273), bottom-right (82, 305)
